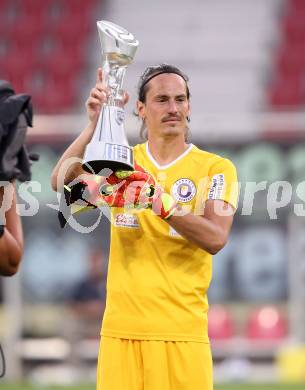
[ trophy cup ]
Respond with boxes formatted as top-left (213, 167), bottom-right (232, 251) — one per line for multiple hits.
top-left (82, 21), bottom-right (139, 174)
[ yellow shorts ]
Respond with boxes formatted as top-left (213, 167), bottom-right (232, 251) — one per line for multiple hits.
top-left (97, 336), bottom-right (213, 390)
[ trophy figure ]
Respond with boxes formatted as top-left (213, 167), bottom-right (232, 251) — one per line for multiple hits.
top-left (82, 21), bottom-right (139, 174)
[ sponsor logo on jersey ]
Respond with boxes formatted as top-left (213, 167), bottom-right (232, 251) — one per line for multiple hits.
top-left (114, 213), bottom-right (139, 228)
top-left (171, 178), bottom-right (196, 203)
top-left (208, 174), bottom-right (225, 199)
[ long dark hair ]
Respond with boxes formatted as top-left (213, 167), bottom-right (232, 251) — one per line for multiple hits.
top-left (135, 64), bottom-right (191, 141)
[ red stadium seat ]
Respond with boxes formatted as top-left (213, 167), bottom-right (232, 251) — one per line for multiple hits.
top-left (21, 0), bottom-right (52, 17)
top-left (0, 24), bottom-right (13, 57)
top-left (30, 74), bottom-right (76, 113)
top-left (44, 0), bottom-right (95, 26)
top-left (282, 12), bottom-right (305, 44)
top-left (289, 0), bottom-right (305, 14)
top-left (268, 0), bottom-right (305, 110)
top-left (268, 73), bottom-right (305, 109)
top-left (53, 13), bottom-right (91, 37)
top-left (31, 89), bottom-right (75, 114)
top-left (67, 0), bottom-right (98, 19)
top-left (275, 43), bottom-right (305, 76)
top-left (0, 0), bottom-right (97, 112)
top-left (43, 50), bottom-right (84, 86)
top-left (246, 306), bottom-right (288, 340)
top-left (1, 51), bottom-right (38, 91)
top-left (42, 91), bottom-right (76, 113)
top-left (0, 0), bottom-right (10, 12)
top-left (8, 15), bottom-right (47, 53)
top-left (0, 0), bottom-right (20, 23)
top-left (208, 305), bottom-right (234, 340)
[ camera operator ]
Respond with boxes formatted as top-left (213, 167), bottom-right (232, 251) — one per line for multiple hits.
top-left (0, 80), bottom-right (36, 276)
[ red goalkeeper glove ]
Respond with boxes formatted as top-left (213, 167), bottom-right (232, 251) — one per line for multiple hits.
top-left (100, 163), bottom-right (177, 219)
top-left (58, 164), bottom-right (178, 227)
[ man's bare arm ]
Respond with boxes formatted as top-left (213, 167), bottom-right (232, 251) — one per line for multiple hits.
top-left (168, 200), bottom-right (235, 255)
top-left (51, 68), bottom-right (108, 192)
top-left (51, 123), bottom-right (96, 191)
top-left (51, 68), bottom-right (129, 192)
top-left (0, 184), bottom-right (23, 276)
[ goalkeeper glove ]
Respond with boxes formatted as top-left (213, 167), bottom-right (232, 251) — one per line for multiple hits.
top-left (58, 163), bottom-right (178, 228)
top-left (100, 163), bottom-right (177, 220)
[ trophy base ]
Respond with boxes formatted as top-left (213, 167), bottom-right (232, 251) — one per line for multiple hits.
top-left (82, 141), bottom-right (134, 175)
top-left (83, 159), bottom-right (134, 174)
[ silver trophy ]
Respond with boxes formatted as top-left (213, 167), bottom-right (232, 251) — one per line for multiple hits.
top-left (82, 21), bottom-right (139, 174)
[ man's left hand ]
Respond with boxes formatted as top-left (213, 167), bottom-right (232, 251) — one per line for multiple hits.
top-left (100, 163), bottom-right (177, 219)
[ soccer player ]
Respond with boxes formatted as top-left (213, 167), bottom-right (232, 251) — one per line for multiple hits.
top-left (52, 64), bottom-right (238, 390)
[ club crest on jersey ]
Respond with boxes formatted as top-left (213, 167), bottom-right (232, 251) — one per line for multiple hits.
top-left (171, 178), bottom-right (196, 203)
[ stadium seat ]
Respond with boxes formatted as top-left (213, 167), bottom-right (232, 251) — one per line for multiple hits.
top-left (0, 0), bottom-right (98, 112)
top-left (275, 43), bottom-right (305, 76)
top-left (39, 77), bottom-right (76, 113)
top-left (19, 67), bottom-right (75, 113)
top-left (246, 306), bottom-right (288, 340)
top-left (68, 0), bottom-right (97, 16)
top-left (45, 52), bottom-right (84, 84)
top-left (268, 77), bottom-right (305, 109)
top-left (0, 0), bottom-right (20, 24)
top-left (268, 0), bottom-right (305, 110)
top-left (208, 305), bottom-right (234, 340)
top-left (44, 0), bottom-right (95, 29)
top-left (288, 0), bottom-right (305, 14)
top-left (9, 24), bottom-right (44, 53)
top-left (20, 69), bottom-right (48, 103)
top-left (1, 51), bottom-right (39, 92)
top-left (282, 12), bottom-right (305, 44)
top-left (0, 24), bottom-right (13, 57)
top-left (0, 0), bottom-right (9, 6)
top-left (54, 14), bottom-right (91, 38)
top-left (0, 0), bottom-right (10, 15)
top-left (21, 0), bottom-right (52, 18)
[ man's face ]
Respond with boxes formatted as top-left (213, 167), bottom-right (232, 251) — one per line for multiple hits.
top-left (137, 73), bottom-right (190, 139)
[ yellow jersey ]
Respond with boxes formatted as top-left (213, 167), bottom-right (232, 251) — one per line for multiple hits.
top-left (101, 142), bottom-right (238, 342)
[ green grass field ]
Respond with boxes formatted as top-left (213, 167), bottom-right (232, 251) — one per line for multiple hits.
top-left (1, 384), bottom-right (305, 390)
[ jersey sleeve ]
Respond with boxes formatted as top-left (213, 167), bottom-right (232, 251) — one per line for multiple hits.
top-left (206, 158), bottom-right (239, 209)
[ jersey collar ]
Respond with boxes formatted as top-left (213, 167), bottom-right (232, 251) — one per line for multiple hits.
top-left (145, 142), bottom-right (194, 170)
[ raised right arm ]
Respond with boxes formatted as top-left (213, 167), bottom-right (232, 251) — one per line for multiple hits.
top-left (51, 123), bottom-right (96, 191)
top-left (51, 68), bottom-right (109, 192)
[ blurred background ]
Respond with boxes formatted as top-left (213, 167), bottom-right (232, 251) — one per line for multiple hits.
top-left (1, 0), bottom-right (305, 388)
